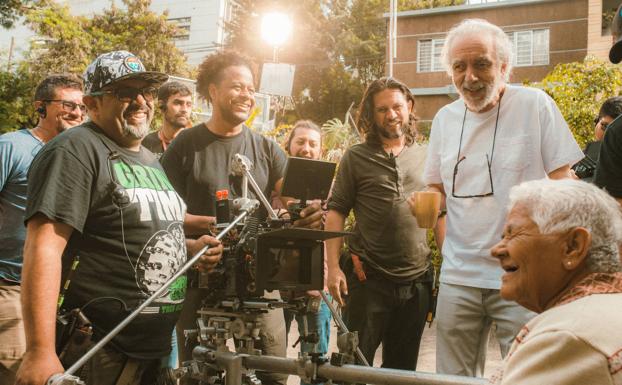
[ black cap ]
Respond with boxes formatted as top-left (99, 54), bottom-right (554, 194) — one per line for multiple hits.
top-left (609, 4), bottom-right (622, 63)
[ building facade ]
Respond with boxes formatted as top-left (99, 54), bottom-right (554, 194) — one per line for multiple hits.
top-left (390, 0), bottom-right (616, 121)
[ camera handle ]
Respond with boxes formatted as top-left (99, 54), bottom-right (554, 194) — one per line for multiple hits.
top-left (319, 291), bottom-right (370, 366)
top-left (232, 154), bottom-right (279, 220)
top-left (47, 199), bottom-right (260, 385)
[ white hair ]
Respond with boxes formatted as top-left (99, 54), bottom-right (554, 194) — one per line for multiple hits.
top-left (509, 179), bottom-right (622, 273)
top-left (441, 19), bottom-right (514, 82)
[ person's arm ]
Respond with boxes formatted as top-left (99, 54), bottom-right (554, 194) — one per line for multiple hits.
top-left (276, 177), bottom-right (323, 229)
top-left (325, 209), bottom-right (348, 306)
top-left (184, 213), bottom-right (216, 236)
top-left (15, 214), bottom-right (73, 385)
top-left (427, 183), bottom-right (446, 252)
top-left (548, 164), bottom-right (573, 180)
top-left (186, 234), bottom-right (223, 272)
top-left (498, 331), bottom-right (611, 385)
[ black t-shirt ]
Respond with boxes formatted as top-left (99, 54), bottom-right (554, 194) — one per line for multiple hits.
top-left (595, 115), bottom-right (622, 198)
top-left (142, 131), bottom-right (164, 158)
top-left (160, 123), bottom-right (287, 218)
top-left (25, 122), bottom-right (187, 359)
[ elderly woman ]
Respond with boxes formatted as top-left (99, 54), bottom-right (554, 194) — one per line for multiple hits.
top-left (489, 179), bottom-right (622, 385)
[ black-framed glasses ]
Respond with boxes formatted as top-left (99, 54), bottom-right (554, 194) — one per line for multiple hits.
top-left (451, 96), bottom-right (502, 199)
top-left (90, 86), bottom-right (158, 103)
top-left (44, 99), bottom-right (86, 113)
top-left (451, 154), bottom-right (494, 198)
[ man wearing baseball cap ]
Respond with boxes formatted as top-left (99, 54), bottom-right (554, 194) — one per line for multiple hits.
top-left (15, 51), bottom-right (223, 385)
top-left (595, 3), bottom-right (622, 204)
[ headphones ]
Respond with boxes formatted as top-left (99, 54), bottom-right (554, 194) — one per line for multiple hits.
top-left (107, 151), bottom-right (131, 209)
top-left (97, 133), bottom-right (132, 209)
top-left (37, 104), bottom-right (47, 118)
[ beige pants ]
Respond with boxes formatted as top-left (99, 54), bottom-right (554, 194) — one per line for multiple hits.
top-left (0, 284), bottom-right (26, 385)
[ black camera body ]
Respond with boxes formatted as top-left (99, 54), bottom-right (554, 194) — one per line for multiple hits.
top-left (204, 218), bottom-right (336, 302)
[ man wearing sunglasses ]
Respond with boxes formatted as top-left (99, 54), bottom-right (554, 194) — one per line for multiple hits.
top-left (0, 74), bottom-right (83, 385)
top-left (422, 20), bottom-right (583, 378)
top-left (16, 51), bottom-right (223, 385)
top-left (596, 3), bottom-right (622, 205)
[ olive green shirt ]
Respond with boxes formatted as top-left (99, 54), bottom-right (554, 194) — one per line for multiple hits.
top-left (327, 142), bottom-right (430, 282)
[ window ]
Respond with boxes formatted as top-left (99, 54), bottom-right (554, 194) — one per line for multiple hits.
top-left (506, 29), bottom-right (549, 67)
top-left (418, 38), bottom-right (445, 72)
top-left (168, 17), bottom-right (192, 41)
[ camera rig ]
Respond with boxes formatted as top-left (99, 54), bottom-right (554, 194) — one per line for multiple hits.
top-left (48, 154), bottom-right (487, 385)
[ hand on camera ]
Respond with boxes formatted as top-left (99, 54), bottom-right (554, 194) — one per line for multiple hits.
top-left (327, 266), bottom-right (348, 307)
top-left (15, 349), bottom-right (63, 385)
top-left (188, 235), bottom-right (223, 273)
top-left (292, 201), bottom-right (323, 229)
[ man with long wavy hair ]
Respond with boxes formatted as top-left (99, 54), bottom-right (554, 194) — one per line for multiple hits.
top-left (325, 77), bottom-right (442, 370)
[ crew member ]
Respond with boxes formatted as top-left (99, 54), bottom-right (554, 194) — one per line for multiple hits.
top-left (326, 77), bottom-right (439, 370)
top-left (161, 50), bottom-right (323, 385)
top-left (15, 51), bottom-right (222, 385)
top-left (143, 81), bottom-right (193, 158)
top-left (423, 19), bottom-right (583, 377)
top-left (0, 74), bottom-right (84, 385)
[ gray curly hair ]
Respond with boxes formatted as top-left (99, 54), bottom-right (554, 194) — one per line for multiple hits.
top-left (509, 179), bottom-right (622, 273)
top-left (441, 19), bottom-right (513, 82)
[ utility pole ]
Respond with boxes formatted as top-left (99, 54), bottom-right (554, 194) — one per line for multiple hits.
top-left (7, 37), bottom-right (15, 71)
top-left (388, 0), bottom-right (397, 77)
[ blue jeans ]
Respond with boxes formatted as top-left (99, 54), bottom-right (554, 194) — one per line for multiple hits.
top-left (160, 329), bottom-right (178, 368)
top-left (284, 294), bottom-right (332, 385)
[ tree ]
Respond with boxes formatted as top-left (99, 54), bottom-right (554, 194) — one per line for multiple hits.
top-left (0, 0), bottom-right (30, 29)
top-left (534, 56), bottom-right (622, 148)
top-left (0, 0), bottom-right (191, 133)
top-left (0, 66), bottom-right (37, 132)
top-left (23, 0), bottom-right (190, 79)
top-left (225, 0), bottom-right (467, 126)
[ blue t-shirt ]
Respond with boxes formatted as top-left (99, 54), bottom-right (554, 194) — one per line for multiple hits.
top-left (0, 129), bottom-right (43, 282)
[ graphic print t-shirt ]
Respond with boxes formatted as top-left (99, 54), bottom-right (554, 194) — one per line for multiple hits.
top-left (25, 122), bottom-right (187, 359)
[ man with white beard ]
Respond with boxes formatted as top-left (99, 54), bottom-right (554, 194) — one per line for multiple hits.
top-left (419, 19), bottom-right (583, 377)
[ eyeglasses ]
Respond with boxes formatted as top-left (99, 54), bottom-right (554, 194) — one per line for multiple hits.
top-left (90, 86), bottom-right (158, 103)
top-left (594, 117), bottom-right (610, 131)
top-left (452, 97), bottom-right (501, 199)
top-left (44, 100), bottom-right (87, 114)
top-left (452, 154), bottom-right (495, 198)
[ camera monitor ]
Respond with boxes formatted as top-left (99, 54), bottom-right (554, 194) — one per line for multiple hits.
top-left (281, 157), bottom-right (336, 201)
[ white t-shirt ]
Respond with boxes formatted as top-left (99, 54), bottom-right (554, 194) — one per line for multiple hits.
top-left (423, 85), bottom-right (584, 289)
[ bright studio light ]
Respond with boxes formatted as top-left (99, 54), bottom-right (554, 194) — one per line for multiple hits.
top-left (261, 12), bottom-right (292, 47)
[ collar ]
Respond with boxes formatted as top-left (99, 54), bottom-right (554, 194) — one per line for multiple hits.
top-left (555, 272), bottom-right (622, 308)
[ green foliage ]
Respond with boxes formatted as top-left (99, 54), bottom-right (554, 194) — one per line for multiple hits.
top-left (23, 0), bottom-right (190, 80)
top-left (534, 56), bottom-right (622, 148)
top-left (398, 0), bottom-right (465, 10)
top-left (321, 118), bottom-right (361, 162)
top-left (0, 0), bottom-right (190, 134)
top-left (0, 0), bottom-right (30, 29)
top-left (0, 66), bottom-right (37, 132)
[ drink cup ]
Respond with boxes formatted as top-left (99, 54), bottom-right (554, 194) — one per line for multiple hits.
top-left (411, 191), bottom-right (441, 229)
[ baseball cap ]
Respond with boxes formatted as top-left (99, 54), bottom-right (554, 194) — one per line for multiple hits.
top-left (83, 50), bottom-right (169, 95)
top-left (609, 4), bottom-right (622, 64)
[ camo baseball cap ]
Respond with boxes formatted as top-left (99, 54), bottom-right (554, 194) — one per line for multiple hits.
top-left (610, 4), bottom-right (622, 63)
top-left (83, 50), bottom-right (169, 95)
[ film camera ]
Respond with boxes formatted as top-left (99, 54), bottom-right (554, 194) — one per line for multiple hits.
top-left (204, 155), bottom-right (340, 301)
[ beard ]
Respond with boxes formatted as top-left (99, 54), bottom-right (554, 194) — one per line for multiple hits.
top-left (377, 121), bottom-right (406, 140)
top-left (165, 112), bottom-right (189, 130)
top-left (459, 76), bottom-right (504, 112)
top-left (122, 104), bottom-right (152, 140)
top-left (219, 104), bottom-right (248, 127)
